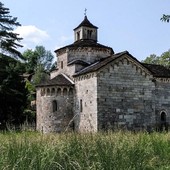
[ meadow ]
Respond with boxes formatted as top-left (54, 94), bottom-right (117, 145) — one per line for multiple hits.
top-left (0, 131), bottom-right (170, 170)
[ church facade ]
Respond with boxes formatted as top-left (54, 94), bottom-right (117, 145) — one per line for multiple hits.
top-left (36, 16), bottom-right (170, 133)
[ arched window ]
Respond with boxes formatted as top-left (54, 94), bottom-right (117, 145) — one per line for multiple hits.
top-left (161, 112), bottom-right (166, 122)
top-left (160, 111), bottom-right (168, 132)
top-left (63, 88), bottom-right (67, 96)
top-left (41, 89), bottom-right (45, 96)
top-left (77, 31), bottom-right (80, 40)
top-left (57, 88), bottom-right (61, 95)
top-left (87, 30), bottom-right (92, 39)
top-left (69, 88), bottom-right (73, 96)
top-left (47, 88), bottom-right (50, 96)
top-left (51, 88), bottom-right (55, 96)
top-left (53, 100), bottom-right (58, 112)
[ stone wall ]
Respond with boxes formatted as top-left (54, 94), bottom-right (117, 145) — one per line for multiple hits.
top-left (51, 48), bottom-right (113, 80)
top-left (155, 79), bottom-right (170, 129)
top-left (36, 86), bottom-right (74, 133)
top-left (68, 48), bottom-right (112, 65)
top-left (51, 52), bottom-right (75, 79)
top-left (74, 73), bottom-right (98, 132)
top-left (97, 56), bottom-right (156, 131)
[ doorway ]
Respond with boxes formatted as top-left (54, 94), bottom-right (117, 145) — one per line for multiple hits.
top-left (160, 111), bottom-right (168, 131)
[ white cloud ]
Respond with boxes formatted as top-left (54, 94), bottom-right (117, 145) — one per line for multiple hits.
top-left (54, 35), bottom-right (73, 50)
top-left (14, 25), bottom-right (49, 49)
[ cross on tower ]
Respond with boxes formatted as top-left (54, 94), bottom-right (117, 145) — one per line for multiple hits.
top-left (84, 8), bottom-right (87, 16)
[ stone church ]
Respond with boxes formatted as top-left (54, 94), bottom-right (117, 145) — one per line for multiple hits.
top-left (36, 15), bottom-right (170, 133)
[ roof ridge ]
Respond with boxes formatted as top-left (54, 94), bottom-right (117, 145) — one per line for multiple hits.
top-left (60, 73), bottom-right (75, 84)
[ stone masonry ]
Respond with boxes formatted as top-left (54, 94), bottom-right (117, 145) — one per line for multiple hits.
top-left (36, 15), bottom-right (170, 133)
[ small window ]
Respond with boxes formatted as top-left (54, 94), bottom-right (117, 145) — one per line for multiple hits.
top-left (69, 88), bottom-right (73, 96)
top-left (47, 88), bottom-right (50, 96)
top-left (61, 61), bottom-right (63, 69)
top-left (41, 89), bottom-right (45, 96)
top-left (87, 30), bottom-right (92, 39)
top-left (57, 88), bottom-right (61, 95)
top-left (63, 88), bottom-right (67, 96)
top-left (53, 100), bottom-right (58, 112)
top-left (77, 31), bottom-right (80, 40)
top-left (80, 99), bottom-right (83, 112)
top-left (51, 88), bottom-right (55, 96)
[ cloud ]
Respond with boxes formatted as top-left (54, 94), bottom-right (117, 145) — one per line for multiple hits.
top-left (54, 35), bottom-right (73, 50)
top-left (14, 25), bottom-right (49, 49)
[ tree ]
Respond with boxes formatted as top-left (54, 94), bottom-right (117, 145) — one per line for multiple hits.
top-left (23, 46), bottom-right (54, 117)
top-left (142, 54), bottom-right (160, 65)
top-left (142, 49), bottom-right (170, 67)
top-left (161, 14), bottom-right (170, 23)
top-left (0, 3), bottom-right (29, 129)
top-left (0, 2), bottom-right (23, 59)
top-left (0, 56), bottom-right (28, 128)
top-left (23, 46), bottom-right (54, 85)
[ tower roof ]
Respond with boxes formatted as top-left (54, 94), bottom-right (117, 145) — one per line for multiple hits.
top-left (74, 16), bottom-right (98, 30)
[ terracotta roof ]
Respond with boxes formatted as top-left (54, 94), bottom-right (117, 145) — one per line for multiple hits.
top-left (36, 74), bottom-right (74, 87)
top-left (142, 63), bottom-right (170, 78)
top-left (55, 40), bottom-right (114, 54)
top-left (74, 16), bottom-right (98, 30)
top-left (73, 51), bottom-right (128, 76)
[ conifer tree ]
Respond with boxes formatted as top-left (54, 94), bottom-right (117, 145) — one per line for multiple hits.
top-left (0, 2), bottom-right (23, 59)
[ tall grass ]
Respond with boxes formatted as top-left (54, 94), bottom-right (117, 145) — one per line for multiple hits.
top-left (0, 131), bottom-right (170, 170)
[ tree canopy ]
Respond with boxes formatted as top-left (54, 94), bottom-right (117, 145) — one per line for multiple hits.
top-left (0, 2), bottom-right (23, 59)
top-left (142, 49), bottom-right (170, 67)
top-left (23, 45), bottom-right (54, 85)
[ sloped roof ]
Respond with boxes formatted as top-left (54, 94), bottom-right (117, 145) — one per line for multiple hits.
top-left (74, 16), bottom-right (98, 30)
top-left (73, 51), bottom-right (170, 78)
top-left (68, 59), bottom-right (90, 66)
top-left (55, 39), bottom-right (114, 54)
top-left (142, 63), bottom-right (170, 78)
top-left (36, 74), bottom-right (74, 87)
top-left (73, 51), bottom-right (128, 76)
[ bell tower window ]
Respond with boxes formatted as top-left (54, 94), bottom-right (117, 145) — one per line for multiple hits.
top-left (87, 30), bottom-right (92, 39)
top-left (77, 31), bottom-right (80, 40)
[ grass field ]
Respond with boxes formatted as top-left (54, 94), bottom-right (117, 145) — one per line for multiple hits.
top-left (0, 131), bottom-right (170, 170)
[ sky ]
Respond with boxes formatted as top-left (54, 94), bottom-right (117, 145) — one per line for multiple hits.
top-left (1, 0), bottom-right (170, 61)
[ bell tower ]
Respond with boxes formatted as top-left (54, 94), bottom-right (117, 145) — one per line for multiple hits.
top-left (74, 12), bottom-right (98, 42)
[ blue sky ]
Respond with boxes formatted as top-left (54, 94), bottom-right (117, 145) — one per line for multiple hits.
top-left (1, 0), bottom-right (170, 61)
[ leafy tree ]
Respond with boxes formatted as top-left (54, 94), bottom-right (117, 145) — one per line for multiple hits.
top-left (23, 46), bottom-right (54, 73)
top-left (23, 46), bottom-right (54, 117)
top-left (142, 49), bottom-right (170, 68)
top-left (159, 50), bottom-right (170, 67)
top-left (161, 14), bottom-right (170, 23)
top-left (23, 45), bottom-right (53, 85)
top-left (142, 54), bottom-right (159, 65)
top-left (0, 2), bottom-right (23, 59)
